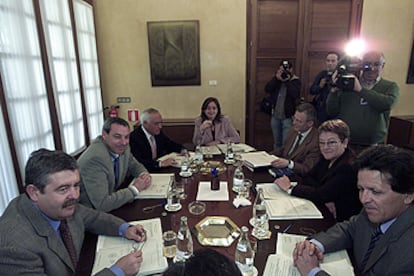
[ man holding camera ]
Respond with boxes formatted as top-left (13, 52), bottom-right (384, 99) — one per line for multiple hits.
top-left (264, 60), bottom-right (301, 150)
top-left (326, 51), bottom-right (399, 153)
top-left (310, 51), bottom-right (340, 125)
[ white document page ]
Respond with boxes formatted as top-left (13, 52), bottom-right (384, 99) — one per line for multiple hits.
top-left (92, 218), bottom-right (168, 276)
top-left (200, 146), bottom-right (222, 155)
top-left (262, 233), bottom-right (354, 276)
top-left (240, 151), bottom-right (278, 168)
top-left (136, 173), bottom-right (173, 199)
top-left (216, 143), bottom-right (256, 153)
top-left (196, 181), bottom-right (229, 201)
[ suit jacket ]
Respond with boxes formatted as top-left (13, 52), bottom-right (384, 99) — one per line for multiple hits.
top-left (192, 116), bottom-right (240, 146)
top-left (78, 136), bottom-right (148, 212)
top-left (264, 76), bottom-right (301, 118)
top-left (273, 127), bottom-right (320, 176)
top-left (0, 194), bottom-right (124, 276)
top-left (130, 126), bottom-right (183, 172)
top-left (292, 148), bottom-right (361, 221)
top-left (313, 205), bottom-right (414, 275)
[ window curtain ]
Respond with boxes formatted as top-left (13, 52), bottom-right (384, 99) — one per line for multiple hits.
top-left (39, 0), bottom-right (85, 154)
top-left (74, 0), bottom-right (104, 140)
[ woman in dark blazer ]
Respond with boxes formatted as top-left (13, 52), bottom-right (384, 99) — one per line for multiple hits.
top-left (275, 119), bottom-right (362, 221)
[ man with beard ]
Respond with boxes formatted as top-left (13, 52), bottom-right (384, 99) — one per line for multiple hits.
top-left (78, 117), bottom-right (151, 212)
top-left (0, 149), bottom-right (146, 275)
top-left (293, 145), bottom-right (414, 275)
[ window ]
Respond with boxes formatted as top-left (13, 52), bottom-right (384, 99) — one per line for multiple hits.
top-left (0, 0), bottom-right (103, 214)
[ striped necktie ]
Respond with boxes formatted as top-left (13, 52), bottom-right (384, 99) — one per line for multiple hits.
top-left (361, 225), bottom-right (383, 270)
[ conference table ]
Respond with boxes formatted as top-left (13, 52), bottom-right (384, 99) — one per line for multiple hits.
top-left (77, 155), bottom-right (336, 276)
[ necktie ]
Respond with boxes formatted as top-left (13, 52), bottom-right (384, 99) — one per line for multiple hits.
top-left (361, 226), bottom-right (383, 270)
top-left (150, 136), bottom-right (157, 160)
top-left (113, 156), bottom-right (120, 186)
top-left (59, 220), bottom-right (77, 269)
top-left (288, 133), bottom-right (302, 156)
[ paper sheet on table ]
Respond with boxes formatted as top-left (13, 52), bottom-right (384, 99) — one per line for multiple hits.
top-left (216, 143), bottom-right (256, 153)
top-left (157, 152), bottom-right (194, 167)
top-left (240, 151), bottom-right (278, 168)
top-left (200, 146), bottom-right (222, 155)
top-left (256, 183), bottom-right (323, 219)
top-left (263, 233), bottom-right (354, 276)
top-left (135, 173), bottom-right (173, 199)
top-left (196, 181), bottom-right (229, 201)
top-left (92, 218), bottom-right (168, 276)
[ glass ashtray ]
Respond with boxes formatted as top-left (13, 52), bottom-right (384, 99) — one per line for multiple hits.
top-left (188, 201), bottom-right (206, 216)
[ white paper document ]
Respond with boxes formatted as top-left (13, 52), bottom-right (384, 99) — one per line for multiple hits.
top-left (200, 146), bottom-right (222, 155)
top-left (196, 181), bottom-right (229, 201)
top-left (216, 143), bottom-right (256, 153)
top-left (157, 152), bottom-right (195, 167)
top-left (92, 218), bottom-right (168, 276)
top-left (135, 173), bottom-right (173, 199)
top-left (240, 151), bottom-right (278, 168)
top-left (262, 233), bottom-right (354, 276)
top-left (256, 183), bottom-right (323, 220)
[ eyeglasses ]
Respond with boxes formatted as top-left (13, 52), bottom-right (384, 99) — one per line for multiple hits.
top-left (319, 140), bottom-right (340, 147)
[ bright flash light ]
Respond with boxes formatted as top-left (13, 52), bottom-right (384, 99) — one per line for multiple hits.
top-left (344, 39), bottom-right (366, 57)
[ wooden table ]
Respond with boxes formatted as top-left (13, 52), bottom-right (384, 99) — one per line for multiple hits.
top-left (77, 158), bottom-right (336, 276)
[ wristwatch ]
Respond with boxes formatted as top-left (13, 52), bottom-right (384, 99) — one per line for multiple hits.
top-left (288, 160), bottom-right (294, 169)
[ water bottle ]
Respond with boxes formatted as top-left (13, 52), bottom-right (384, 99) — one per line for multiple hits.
top-left (233, 163), bottom-right (245, 193)
top-left (235, 226), bottom-right (255, 275)
top-left (194, 144), bottom-right (203, 164)
top-left (174, 216), bottom-right (193, 263)
top-left (180, 149), bottom-right (189, 173)
top-left (252, 188), bottom-right (269, 238)
top-left (166, 175), bottom-right (181, 212)
top-left (225, 140), bottom-right (234, 162)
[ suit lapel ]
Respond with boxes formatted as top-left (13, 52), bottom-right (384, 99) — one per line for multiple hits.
top-left (20, 195), bottom-right (76, 272)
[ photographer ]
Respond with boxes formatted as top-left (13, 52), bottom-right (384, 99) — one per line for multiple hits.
top-left (310, 51), bottom-right (340, 125)
top-left (326, 51), bottom-right (399, 153)
top-left (265, 60), bottom-right (301, 150)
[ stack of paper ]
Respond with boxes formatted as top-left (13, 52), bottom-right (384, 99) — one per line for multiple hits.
top-left (135, 173), bottom-right (173, 199)
top-left (92, 218), bottom-right (168, 276)
top-left (263, 233), bottom-right (354, 276)
top-left (216, 143), bottom-right (256, 153)
top-left (200, 146), bottom-right (222, 155)
top-left (240, 151), bottom-right (278, 169)
top-left (256, 183), bottom-right (323, 220)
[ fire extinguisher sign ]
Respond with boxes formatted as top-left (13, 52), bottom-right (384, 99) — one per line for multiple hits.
top-left (127, 109), bottom-right (139, 122)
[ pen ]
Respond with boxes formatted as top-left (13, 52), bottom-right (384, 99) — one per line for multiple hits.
top-left (132, 241), bottom-right (145, 252)
top-left (282, 223), bottom-right (294, 233)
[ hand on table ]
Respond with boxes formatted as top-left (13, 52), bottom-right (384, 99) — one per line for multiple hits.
top-left (133, 173), bottom-right (151, 192)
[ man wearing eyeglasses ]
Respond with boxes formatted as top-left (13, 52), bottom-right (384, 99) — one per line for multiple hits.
top-left (326, 51), bottom-right (399, 153)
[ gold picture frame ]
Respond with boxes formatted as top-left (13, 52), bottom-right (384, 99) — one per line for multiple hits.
top-left (147, 20), bottom-right (200, 86)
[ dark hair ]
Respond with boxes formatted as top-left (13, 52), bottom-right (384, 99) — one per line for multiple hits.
top-left (163, 248), bottom-right (242, 276)
top-left (318, 119), bottom-right (350, 142)
top-left (25, 148), bottom-right (78, 192)
top-left (296, 102), bottom-right (317, 123)
top-left (327, 51), bottom-right (341, 60)
top-left (200, 97), bottom-right (222, 123)
top-left (102, 117), bottom-right (130, 134)
top-left (355, 145), bottom-right (414, 194)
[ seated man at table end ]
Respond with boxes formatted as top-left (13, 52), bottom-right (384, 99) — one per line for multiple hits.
top-left (269, 102), bottom-right (320, 178)
top-left (293, 144), bottom-right (414, 275)
top-left (78, 117), bottom-right (151, 212)
top-left (0, 149), bottom-right (146, 275)
top-left (130, 108), bottom-right (184, 173)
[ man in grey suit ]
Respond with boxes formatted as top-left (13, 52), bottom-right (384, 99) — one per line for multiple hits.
top-left (293, 145), bottom-right (414, 275)
top-left (0, 149), bottom-right (146, 275)
top-left (78, 117), bottom-right (151, 212)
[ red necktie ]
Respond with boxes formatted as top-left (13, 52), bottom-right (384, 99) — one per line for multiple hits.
top-left (59, 219), bottom-right (77, 269)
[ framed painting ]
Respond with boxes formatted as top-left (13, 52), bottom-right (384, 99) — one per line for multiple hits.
top-left (147, 20), bottom-right (200, 86)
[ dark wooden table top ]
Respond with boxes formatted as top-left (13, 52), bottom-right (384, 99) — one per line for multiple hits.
top-left (77, 158), bottom-right (336, 276)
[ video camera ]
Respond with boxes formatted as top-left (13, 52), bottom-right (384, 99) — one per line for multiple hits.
top-left (334, 56), bottom-right (371, 91)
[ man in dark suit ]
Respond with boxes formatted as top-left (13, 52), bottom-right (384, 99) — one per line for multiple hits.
top-left (0, 149), bottom-right (146, 275)
top-left (78, 117), bottom-right (151, 212)
top-left (293, 145), bottom-right (414, 275)
top-left (130, 108), bottom-right (184, 172)
top-left (269, 102), bottom-right (320, 178)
